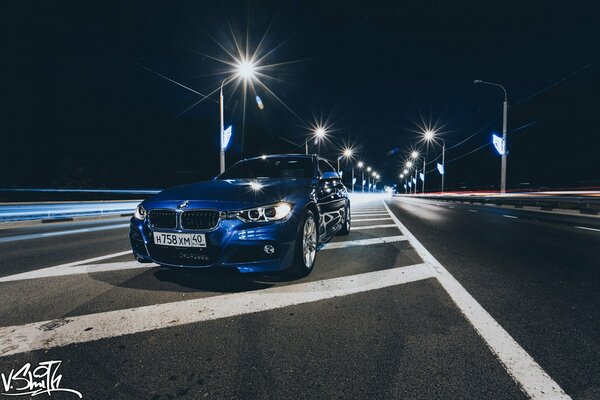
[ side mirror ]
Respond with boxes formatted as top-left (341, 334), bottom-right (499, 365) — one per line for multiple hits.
top-left (320, 171), bottom-right (340, 181)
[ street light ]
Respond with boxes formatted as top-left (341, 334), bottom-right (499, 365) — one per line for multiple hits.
top-left (357, 161), bottom-right (365, 193)
top-left (306, 127), bottom-right (326, 155)
top-left (424, 129), bottom-right (447, 194)
top-left (339, 148), bottom-right (354, 191)
top-left (219, 60), bottom-right (257, 173)
top-left (420, 129), bottom-right (440, 194)
top-left (474, 79), bottom-right (508, 194)
top-left (408, 152), bottom-right (419, 195)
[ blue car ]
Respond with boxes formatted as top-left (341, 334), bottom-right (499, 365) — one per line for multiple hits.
top-left (130, 154), bottom-right (350, 277)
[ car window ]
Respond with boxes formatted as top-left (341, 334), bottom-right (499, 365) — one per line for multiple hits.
top-left (218, 157), bottom-right (313, 179)
top-left (318, 159), bottom-right (336, 175)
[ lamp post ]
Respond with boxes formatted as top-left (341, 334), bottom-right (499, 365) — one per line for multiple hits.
top-left (409, 151), bottom-right (419, 195)
top-left (371, 171), bottom-right (377, 192)
top-left (367, 167), bottom-right (372, 193)
top-left (358, 161), bottom-right (365, 192)
top-left (219, 61), bottom-right (256, 173)
top-left (440, 139), bottom-right (446, 193)
top-left (339, 148), bottom-right (353, 191)
top-left (422, 129), bottom-right (447, 194)
top-left (219, 79), bottom-right (226, 174)
top-left (474, 79), bottom-right (508, 194)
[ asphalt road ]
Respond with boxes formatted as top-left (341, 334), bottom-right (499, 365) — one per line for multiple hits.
top-left (0, 196), bottom-right (598, 399)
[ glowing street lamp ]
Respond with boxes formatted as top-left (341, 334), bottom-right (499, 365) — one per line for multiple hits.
top-left (407, 152), bottom-right (420, 195)
top-left (306, 126), bottom-right (327, 155)
top-left (419, 129), bottom-right (439, 194)
top-left (219, 60), bottom-right (257, 173)
top-left (357, 161), bottom-right (366, 193)
top-left (423, 128), bottom-right (447, 194)
top-left (338, 148), bottom-right (354, 191)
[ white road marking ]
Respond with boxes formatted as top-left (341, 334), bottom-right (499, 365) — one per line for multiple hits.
top-left (0, 263), bottom-right (433, 357)
top-left (352, 224), bottom-right (398, 230)
top-left (0, 223), bottom-right (129, 244)
top-left (351, 213), bottom-right (390, 217)
top-left (502, 215), bottom-right (519, 219)
top-left (468, 209), bottom-right (478, 213)
top-left (0, 260), bottom-right (155, 283)
top-left (383, 201), bottom-right (570, 399)
top-left (0, 250), bottom-right (134, 283)
top-left (575, 226), bottom-right (600, 232)
top-left (352, 217), bottom-right (393, 222)
top-left (320, 235), bottom-right (407, 250)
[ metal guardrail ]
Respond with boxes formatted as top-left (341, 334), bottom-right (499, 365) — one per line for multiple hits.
top-left (396, 194), bottom-right (600, 215)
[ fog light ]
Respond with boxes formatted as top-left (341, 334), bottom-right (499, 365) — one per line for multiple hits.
top-left (263, 244), bottom-right (275, 255)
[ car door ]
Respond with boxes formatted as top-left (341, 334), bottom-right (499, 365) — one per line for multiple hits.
top-left (316, 159), bottom-right (346, 239)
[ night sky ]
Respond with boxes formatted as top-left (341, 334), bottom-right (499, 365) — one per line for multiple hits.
top-left (2, 1), bottom-right (599, 191)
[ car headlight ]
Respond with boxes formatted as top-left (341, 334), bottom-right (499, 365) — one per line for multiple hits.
top-left (133, 205), bottom-right (147, 220)
top-left (236, 202), bottom-right (293, 223)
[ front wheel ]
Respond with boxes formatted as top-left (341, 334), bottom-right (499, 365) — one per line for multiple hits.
top-left (337, 202), bottom-right (351, 236)
top-left (289, 209), bottom-right (318, 278)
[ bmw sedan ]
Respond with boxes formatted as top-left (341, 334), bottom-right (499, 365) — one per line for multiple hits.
top-left (130, 154), bottom-right (350, 277)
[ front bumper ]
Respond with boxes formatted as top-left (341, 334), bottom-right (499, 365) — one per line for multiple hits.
top-left (129, 213), bottom-right (299, 273)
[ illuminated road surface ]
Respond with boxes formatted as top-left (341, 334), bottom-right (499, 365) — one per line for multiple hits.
top-left (0, 196), bottom-right (599, 399)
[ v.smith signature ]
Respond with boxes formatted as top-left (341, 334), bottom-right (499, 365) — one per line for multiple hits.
top-left (1, 360), bottom-right (82, 398)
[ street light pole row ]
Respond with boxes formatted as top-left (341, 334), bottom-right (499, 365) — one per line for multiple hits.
top-left (398, 80), bottom-right (508, 195)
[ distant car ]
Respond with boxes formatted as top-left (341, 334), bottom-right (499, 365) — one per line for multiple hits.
top-left (130, 154), bottom-right (350, 277)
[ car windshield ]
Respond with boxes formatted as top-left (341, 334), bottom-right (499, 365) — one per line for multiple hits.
top-left (217, 157), bottom-right (313, 179)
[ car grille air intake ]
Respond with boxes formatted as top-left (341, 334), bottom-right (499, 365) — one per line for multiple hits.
top-left (181, 210), bottom-right (220, 230)
top-left (148, 210), bottom-right (177, 229)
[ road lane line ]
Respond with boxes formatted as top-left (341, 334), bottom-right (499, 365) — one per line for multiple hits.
top-left (351, 213), bottom-right (390, 217)
top-left (352, 224), bottom-right (398, 230)
top-left (0, 250), bottom-right (134, 283)
top-left (0, 263), bottom-right (433, 357)
top-left (502, 215), bottom-right (518, 219)
top-left (320, 235), bottom-right (406, 250)
top-left (0, 223), bottom-right (129, 244)
top-left (383, 200), bottom-right (571, 400)
top-left (352, 217), bottom-right (393, 222)
top-left (0, 260), bottom-right (155, 283)
top-left (468, 209), bottom-right (478, 213)
top-left (575, 226), bottom-right (600, 232)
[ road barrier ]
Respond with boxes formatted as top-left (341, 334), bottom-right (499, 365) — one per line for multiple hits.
top-left (396, 194), bottom-right (600, 216)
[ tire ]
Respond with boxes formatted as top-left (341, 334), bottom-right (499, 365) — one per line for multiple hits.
top-left (288, 209), bottom-right (318, 278)
top-left (337, 202), bottom-right (351, 236)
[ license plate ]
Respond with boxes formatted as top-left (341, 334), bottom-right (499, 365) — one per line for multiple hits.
top-left (153, 232), bottom-right (206, 248)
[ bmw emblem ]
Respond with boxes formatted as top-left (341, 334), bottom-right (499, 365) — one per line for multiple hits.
top-left (178, 200), bottom-right (189, 209)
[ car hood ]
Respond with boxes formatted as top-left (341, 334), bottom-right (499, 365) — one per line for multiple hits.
top-left (144, 178), bottom-right (313, 210)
